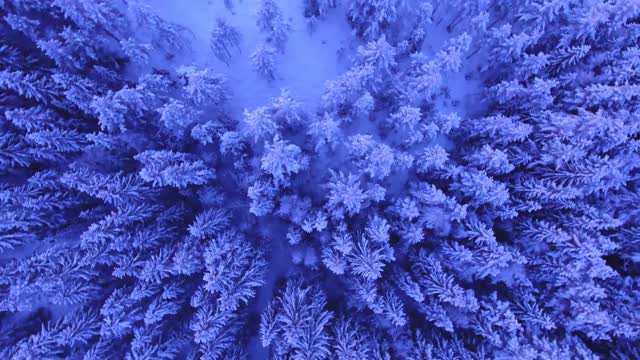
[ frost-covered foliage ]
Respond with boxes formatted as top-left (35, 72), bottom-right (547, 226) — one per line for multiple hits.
top-left (210, 18), bottom-right (241, 65)
top-left (1, 0), bottom-right (639, 359)
top-left (251, 43), bottom-right (277, 81)
top-left (256, 0), bottom-right (289, 52)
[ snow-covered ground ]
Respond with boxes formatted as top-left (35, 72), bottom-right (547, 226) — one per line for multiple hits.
top-left (147, 0), bottom-right (357, 117)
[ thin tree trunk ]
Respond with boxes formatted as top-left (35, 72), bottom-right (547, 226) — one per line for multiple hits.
top-left (446, 9), bottom-right (465, 31)
top-left (431, 1), bottom-right (441, 17)
top-left (466, 46), bottom-right (483, 60)
top-left (448, 14), bottom-right (467, 32)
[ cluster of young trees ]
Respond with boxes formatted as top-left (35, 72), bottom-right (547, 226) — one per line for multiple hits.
top-left (0, 0), bottom-right (639, 359)
top-left (251, 0), bottom-right (289, 80)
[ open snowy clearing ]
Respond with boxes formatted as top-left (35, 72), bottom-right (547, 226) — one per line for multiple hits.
top-left (148, 0), bottom-right (357, 117)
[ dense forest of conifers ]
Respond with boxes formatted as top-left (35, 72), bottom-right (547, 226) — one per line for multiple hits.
top-left (0, 1), bottom-right (639, 359)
